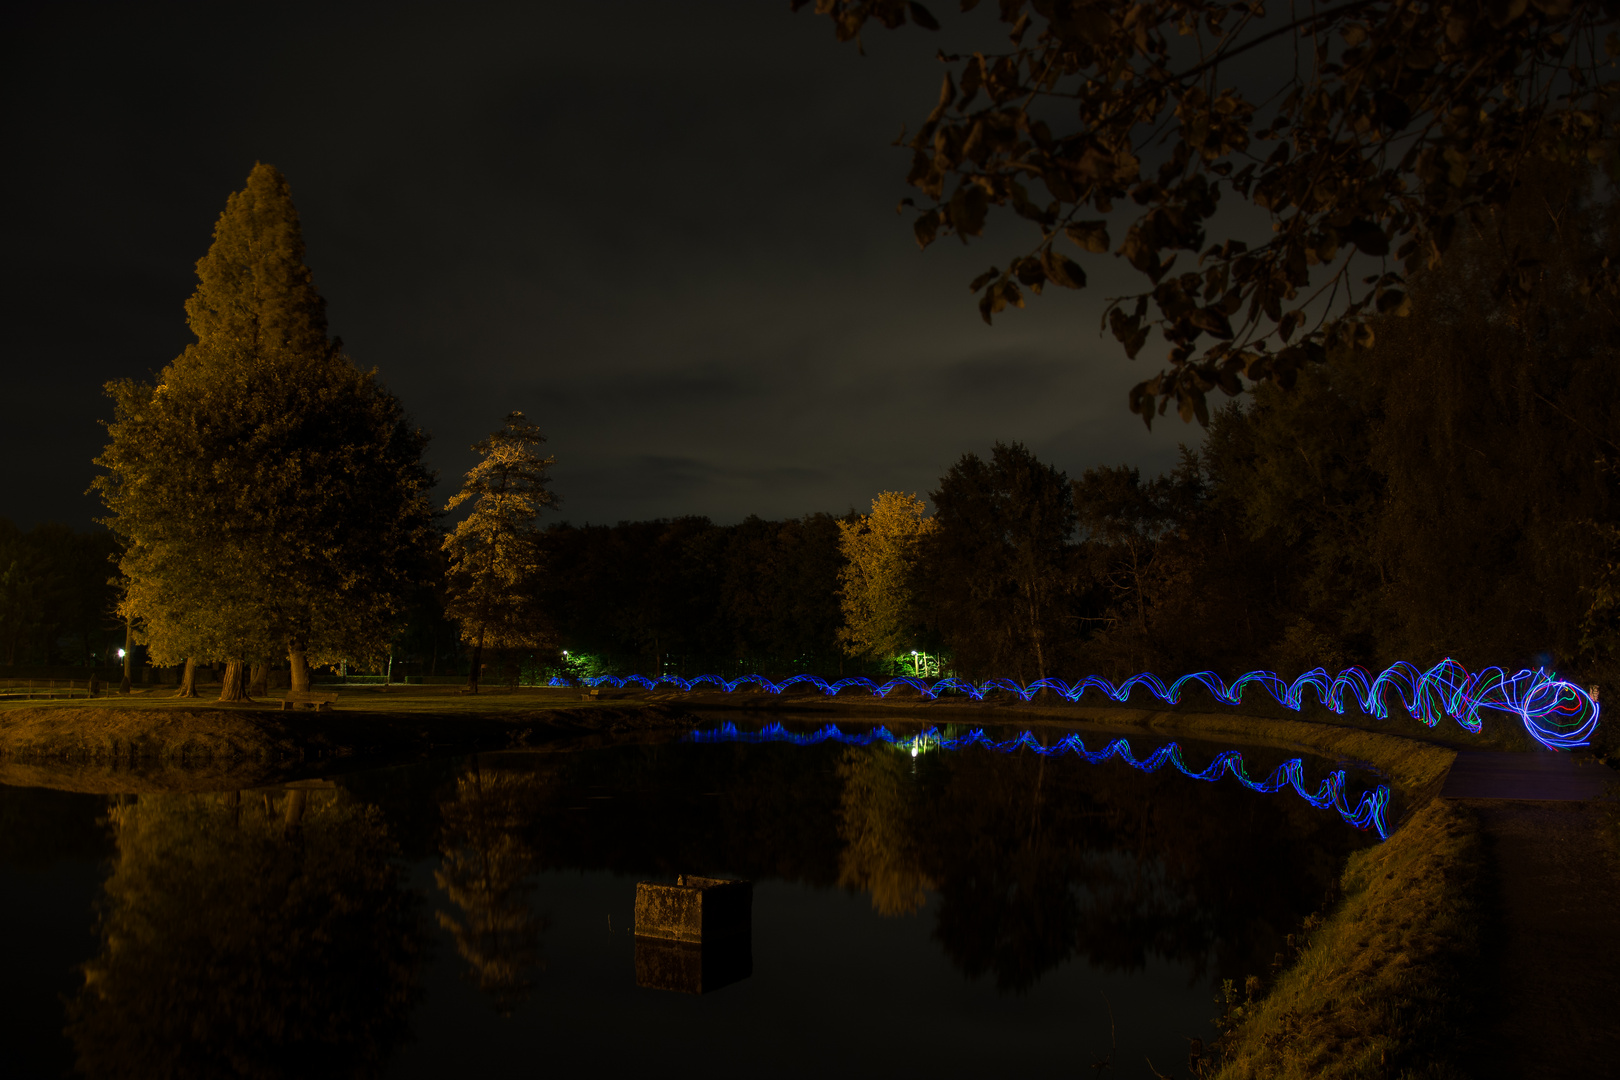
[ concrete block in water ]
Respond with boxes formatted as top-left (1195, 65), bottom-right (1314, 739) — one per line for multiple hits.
top-left (634, 875), bottom-right (752, 943)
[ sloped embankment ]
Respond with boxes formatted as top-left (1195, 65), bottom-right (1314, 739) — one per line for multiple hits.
top-left (0, 703), bottom-right (693, 792)
top-left (1212, 796), bottom-right (1485, 1078)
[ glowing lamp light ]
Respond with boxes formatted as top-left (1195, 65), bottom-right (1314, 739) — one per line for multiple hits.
top-left (116, 649), bottom-right (126, 659)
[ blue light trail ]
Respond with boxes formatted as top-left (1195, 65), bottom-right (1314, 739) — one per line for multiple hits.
top-left (688, 720), bottom-right (1392, 838)
top-left (550, 659), bottom-right (1598, 751)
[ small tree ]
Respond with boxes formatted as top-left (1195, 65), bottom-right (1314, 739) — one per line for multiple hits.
top-left (836, 491), bottom-right (936, 666)
top-left (442, 414), bottom-right (557, 693)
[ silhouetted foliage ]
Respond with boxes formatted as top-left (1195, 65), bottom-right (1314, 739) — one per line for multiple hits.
top-left (0, 519), bottom-right (120, 667)
top-left (799, 0), bottom-right (1618, 424)
top-left (541, 513), bottom-right (850, 677)
top-left (914, 442), bottom-right (1078, 680)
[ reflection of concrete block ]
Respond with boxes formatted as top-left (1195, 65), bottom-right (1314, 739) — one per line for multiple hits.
top-left (634, 935), bottom-right (752, 995)
top-left (634, 876), bottom-right (752, 943)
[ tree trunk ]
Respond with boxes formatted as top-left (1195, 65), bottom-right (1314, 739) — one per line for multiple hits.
top-left (466, 628), bottom-right (485, 694)
top-left (218, 660), bottom-right (250, 702)
top-left (176, 657), bottom-right (198, 698)
top-left (249, 662), bottom-right (268, 696)
top-left (119, 614), bottom-right (133, 694)
top-left (288, 639), bottom-right (311, 693)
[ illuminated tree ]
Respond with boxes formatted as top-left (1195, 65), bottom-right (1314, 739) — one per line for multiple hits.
top-left (442, 412), bottom-right (557, 692)
top-left (799, 1), bottom-right (1619, 425)
top-left (836, 491), bottom-right (937, 664)
top-left (93, 164), bottom-right (434, 698)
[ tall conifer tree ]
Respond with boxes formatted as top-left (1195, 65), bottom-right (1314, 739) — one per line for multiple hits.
top-left (95, 164), bottom-right (433, 697)
top-left (442, 413), bottom-right (556, 693)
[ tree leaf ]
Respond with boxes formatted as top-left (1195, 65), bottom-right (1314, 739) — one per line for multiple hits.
top-left (1044, 251), bottom-right (1087, 289)
top-left (1189, 307), bottom-right (1234, 339)
top-left (1065, 221), bottom-right (1111, 253)
top-left (907, 2), bottom-right (941, 31)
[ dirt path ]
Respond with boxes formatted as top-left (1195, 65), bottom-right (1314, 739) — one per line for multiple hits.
top-left (1454, 788), bottom-right (1620, 1077)
top-left (1442, 749), bottom-right (1611, 799)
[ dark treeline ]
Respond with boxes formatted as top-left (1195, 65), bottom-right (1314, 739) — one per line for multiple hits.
top-left (918, 171), bottom-right (1619, 690)
top-left (527, 170), bottom-right (1618, 698)
top-left (539, 514), bottom-right (850, 678)
top-left (0, 520), bottom-right (120, 668)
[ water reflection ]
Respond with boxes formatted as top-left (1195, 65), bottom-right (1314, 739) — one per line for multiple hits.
top-left (442, 733), bottom-right (1367, 994)
top-left (67, 786), bottom-right (421, 1079)
top-left (434, 767), bottom-right (549, 1014)
top-left (837, 748), bottom-right (934, 916)
top-left (634, 936), bottom-right (753, 995)
top-left (17, 725), bottom-right (1373, 1075)
top-left (834, 740), bottom-right (1362, 990)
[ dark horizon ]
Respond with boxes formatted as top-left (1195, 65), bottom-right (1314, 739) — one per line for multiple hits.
top-left (4, 1), bottom-right (1187, 533)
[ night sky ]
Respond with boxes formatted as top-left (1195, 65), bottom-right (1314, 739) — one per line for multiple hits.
top-left (6, 1), bottom-right (1190, 532)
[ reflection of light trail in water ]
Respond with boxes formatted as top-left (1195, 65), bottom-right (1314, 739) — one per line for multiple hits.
top-left (688, 721), bottom-right (1392, 839)
top-left (554, 658), bottom-right (1599, 751)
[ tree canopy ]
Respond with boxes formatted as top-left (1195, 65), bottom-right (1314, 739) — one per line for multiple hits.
top-left (442, 412), bottom-right (558, 690)
top-left (836, 491), bottom-right (937, 662)
top-left (799, 0), bottom-right (1620, 424)
top-left (916, 442), bottom-right (1076, 680)
top-left (93, 164), bottom-right (434, 693)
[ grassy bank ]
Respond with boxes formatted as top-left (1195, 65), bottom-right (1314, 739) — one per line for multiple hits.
top-left (1209, 797), bottom-right (1484, 1079)
top-left (1016, 706), bottom-right (1482, 1077)
top-left (0, 691), bottom-right (692, 792)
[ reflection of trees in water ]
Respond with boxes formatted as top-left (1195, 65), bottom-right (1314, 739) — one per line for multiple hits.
top-left (836, 749), bottom-right (933, 916)
top-left (836, 743), bottom-right (1366, 992)
top-left (67, 788), bottom-right (420, 1079)
top-left (434, 765), bottom-right (550, 1015)
top-left (351, 739), bottom-right (1360, 1002)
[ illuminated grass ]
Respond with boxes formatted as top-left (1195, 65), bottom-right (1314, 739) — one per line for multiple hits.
top-left (1212, 797), bottom-right (1484, 1080)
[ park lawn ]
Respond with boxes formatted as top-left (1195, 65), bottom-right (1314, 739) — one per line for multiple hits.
top-left (0, 683), bottom-right (633, 716)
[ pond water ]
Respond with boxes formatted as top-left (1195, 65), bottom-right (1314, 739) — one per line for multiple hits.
top-left (1, 717), bottom-right (1381, 1078)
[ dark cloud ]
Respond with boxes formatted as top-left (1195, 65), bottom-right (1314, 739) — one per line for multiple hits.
top-left (3, 1), bottom-right (1194, 530)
